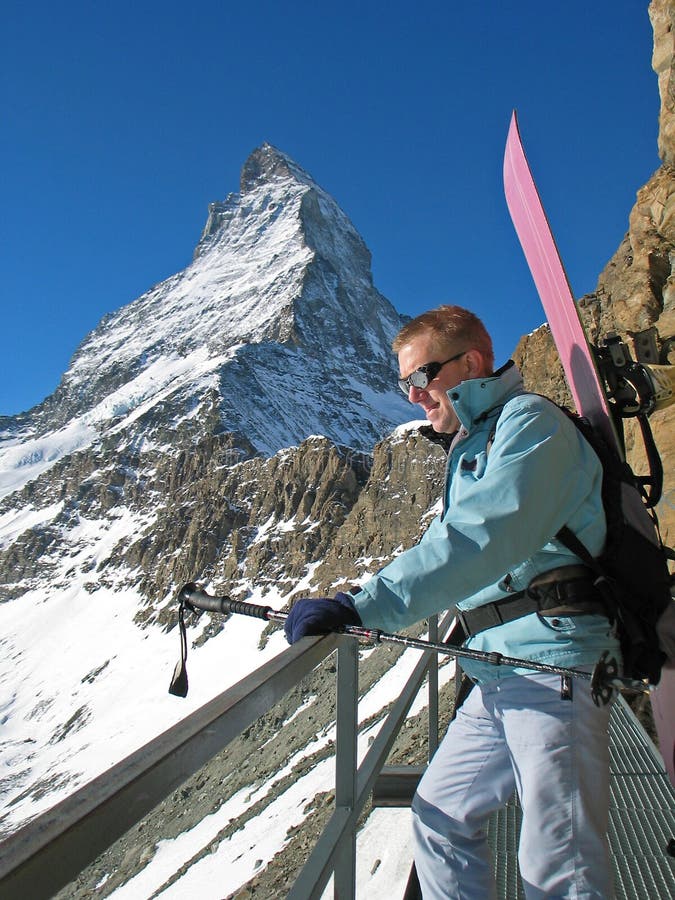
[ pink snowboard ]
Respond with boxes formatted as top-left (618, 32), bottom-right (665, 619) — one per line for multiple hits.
top-left (504, 110), bottom-right (675, 787)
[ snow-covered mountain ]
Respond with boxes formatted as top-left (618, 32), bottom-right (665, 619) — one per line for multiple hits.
top-left (0, 143), bottom-right (410, 502)
top-left (0, 144), bottom-right (441, 896)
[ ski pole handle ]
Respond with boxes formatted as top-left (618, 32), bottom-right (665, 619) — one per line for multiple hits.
top-left (179, 582), bottom-right (278, 621)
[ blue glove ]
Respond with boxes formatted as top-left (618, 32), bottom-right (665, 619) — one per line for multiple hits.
top-left (284, 592), bottom-right (362, 644)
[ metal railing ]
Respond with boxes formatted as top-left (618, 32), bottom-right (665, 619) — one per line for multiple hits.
top-left (0, 615), bottom-right (450, 899)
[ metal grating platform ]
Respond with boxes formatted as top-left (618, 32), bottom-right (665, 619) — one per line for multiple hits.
top-left (486, 696), bottom-right (675, 899)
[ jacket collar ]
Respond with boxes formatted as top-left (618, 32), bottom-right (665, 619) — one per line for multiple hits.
top-left (449, 360), bottom-right (523, 433)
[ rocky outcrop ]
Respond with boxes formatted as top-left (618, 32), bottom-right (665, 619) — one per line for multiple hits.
top-left (516, 0), bottom-right (675, 547)
top-left (651, 0), bottom-right (675, 168)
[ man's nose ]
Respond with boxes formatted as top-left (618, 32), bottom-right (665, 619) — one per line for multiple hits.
top-left (409, 385), bottom-right (427, 403)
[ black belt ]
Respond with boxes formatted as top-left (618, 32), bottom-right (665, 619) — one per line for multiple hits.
top-left (455, 573), bottom-right (610, 638)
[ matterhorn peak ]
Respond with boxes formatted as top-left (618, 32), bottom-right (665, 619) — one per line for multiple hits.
top-left (0, 144), bottom-right (411, 498)
top-left (240, 142), bottom-right (315, 194)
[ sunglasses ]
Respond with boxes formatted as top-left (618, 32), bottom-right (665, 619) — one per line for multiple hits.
top-left (397, 350), bottom-right (468, 395)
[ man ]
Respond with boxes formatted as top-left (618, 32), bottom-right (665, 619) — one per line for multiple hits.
top-left (285, 305), bottom-right (619, 898)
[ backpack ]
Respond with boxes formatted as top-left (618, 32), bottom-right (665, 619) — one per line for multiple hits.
top-left (486, 394), bottom-right (675, 686)
top-left (550, 407), bottom-right (675, 685)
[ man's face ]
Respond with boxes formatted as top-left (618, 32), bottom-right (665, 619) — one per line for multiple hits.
top-left (397, 330), bottom-right (471, 434)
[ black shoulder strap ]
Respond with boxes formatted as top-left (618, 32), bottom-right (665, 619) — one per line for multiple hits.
top-left (557, 524), bottom-right (602, 575)
top-left (636, 413), bottom-right (664, 508)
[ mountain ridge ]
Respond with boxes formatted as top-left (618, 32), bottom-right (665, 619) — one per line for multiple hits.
top-left (0, 144), bottom-right (411, 501)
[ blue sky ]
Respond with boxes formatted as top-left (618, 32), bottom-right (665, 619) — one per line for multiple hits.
top-left (1, 1), bottom-right (660, 416)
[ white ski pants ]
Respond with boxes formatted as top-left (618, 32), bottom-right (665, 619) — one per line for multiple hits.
top-left (411, 671), bottom-right (614, 899)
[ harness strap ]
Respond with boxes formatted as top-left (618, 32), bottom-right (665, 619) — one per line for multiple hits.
top-left (455, 575), bottom-right (608, 638)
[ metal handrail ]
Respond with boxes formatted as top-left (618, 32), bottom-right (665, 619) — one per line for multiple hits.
top-left (0, 616), bottom-right (449, 899)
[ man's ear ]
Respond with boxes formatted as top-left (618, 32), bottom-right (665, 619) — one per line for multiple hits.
top-left (463, 349), bottom-right (488, 378)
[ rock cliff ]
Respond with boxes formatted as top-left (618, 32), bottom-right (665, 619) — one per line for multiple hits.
top-left (517, 0), bottom-right (675, 549)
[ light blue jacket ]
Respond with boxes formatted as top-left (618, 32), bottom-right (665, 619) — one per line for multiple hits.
top-left (353, 362), bottom-right (620, 682)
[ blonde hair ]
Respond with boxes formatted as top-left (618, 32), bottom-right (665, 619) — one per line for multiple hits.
top-left (393, 304), bottom-right (494, 370)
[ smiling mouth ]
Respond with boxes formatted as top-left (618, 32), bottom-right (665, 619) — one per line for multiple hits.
top-left (422, 402), bottom-right (440, 416)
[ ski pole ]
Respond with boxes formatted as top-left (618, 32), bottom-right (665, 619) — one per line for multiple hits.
top-left (169, 582), bottom-right (648, 705)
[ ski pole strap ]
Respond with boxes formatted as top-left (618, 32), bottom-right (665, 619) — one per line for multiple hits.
top-left (168, 601), bottom-right (190, 697)
top-left (168, 584), bottom-right (280, 697)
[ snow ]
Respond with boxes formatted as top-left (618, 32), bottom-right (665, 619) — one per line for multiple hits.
top-left (251, 512), bottom-right (299, 545)
top-left (99, 636), bottom-right (455, 899)
top-left (0, 491), bottom-right (453, 896)
top-left (64, 176), bottom-right (313, 379)
top-left (0, 501), bottom-right (64, 550)
top-left (351, 808), bottom-right (415, 896)
top-left (392, 418), bottom-right (428, 438)
top-left (0, 420), bottom-right (98, 499)
top-left (0, 347), bottom-right (245, 504)
top-left (113, 750), bottom-right (338, 898)
top-left (0, 574), bottom-right (291, 821)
